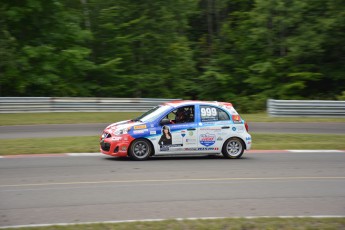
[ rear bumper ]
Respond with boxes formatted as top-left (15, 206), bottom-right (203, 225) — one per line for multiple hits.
top-left (245, 133), bottom-right (252, 150)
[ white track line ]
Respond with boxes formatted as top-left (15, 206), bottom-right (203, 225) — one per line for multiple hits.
top-left (67, 153), bottom-right (101, 156)
top-left (1, 176), bottom-right (345, 188)
top-left (1, 216), bottom-right (345, 229)
top-left (288, 150), bottom-right (345, 153)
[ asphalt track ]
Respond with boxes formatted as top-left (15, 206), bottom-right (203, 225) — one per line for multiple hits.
top-left (0, 123), bottom-right (344, 227)
top-left (0, 122), bottom-right (345, 139)
top-left (1, 151), bottom-right (345, 227)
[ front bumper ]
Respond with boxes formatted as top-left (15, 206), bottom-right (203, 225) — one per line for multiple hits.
top-left (100, 133), bottom-right (134, 157)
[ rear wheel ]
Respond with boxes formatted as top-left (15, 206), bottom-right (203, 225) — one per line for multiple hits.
top-left (222, 137), bottom-right (244, 159)
top-left (129, 139), bottom-right (152, 161)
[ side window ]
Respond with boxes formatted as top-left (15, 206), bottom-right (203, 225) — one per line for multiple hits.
top-left (200, 106), bottom-right (229, 122)
top-left (218, 109), bottom-right (230, 120)
top-left (163, 106), bottom-right (195, 124)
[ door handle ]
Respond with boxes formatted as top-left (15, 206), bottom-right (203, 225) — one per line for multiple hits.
top-left (187, 128), bottom-right (196, 131)
top-left (221, 126), bottom-right (230, 129)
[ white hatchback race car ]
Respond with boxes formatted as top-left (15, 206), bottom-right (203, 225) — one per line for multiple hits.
top-left (100, 100), bottom-right (252, 160)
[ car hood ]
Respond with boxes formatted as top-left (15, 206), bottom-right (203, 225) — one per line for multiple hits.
top-left (104, 120), bottom-right (145, 133)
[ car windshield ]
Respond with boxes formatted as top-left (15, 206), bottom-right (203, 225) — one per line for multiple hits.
top-left (132, 105), bottom-right (171, 122)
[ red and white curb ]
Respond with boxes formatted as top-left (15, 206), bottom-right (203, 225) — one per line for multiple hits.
top-left (0, 150), bottom-right (345, 159)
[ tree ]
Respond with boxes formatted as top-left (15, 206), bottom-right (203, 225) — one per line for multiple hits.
top-left (0, 0), bottom-right (94, 96)
top-left (87, 0), bottom-right (198, 98)
top-left (198, 0), bottom-right (345, 112)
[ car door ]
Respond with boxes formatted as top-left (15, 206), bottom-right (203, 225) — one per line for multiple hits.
top-left (157, 105), bottom-right (198, 154)
top-left (197, 105), bottom-right (231, 152)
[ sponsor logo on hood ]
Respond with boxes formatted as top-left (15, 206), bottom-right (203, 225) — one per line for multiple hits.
top-left (105, 120), bottom-right (146, 132)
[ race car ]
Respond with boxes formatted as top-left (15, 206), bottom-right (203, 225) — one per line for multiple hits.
top-left (100, 100), bottom-right (251, 160)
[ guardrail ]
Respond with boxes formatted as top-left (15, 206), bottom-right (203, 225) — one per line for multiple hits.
top-left (267, 99), bottom-right (345, 117)
top-left (0, 97), bottom-right (180, 113)
top-left (2, 97), bottom-right (344, 116)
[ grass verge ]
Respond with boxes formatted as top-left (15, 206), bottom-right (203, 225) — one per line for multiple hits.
top-left (1, 133), bottom-right (345, 156)
top-left (0, 112), bottom-right (142, 126)
top-left (252, 133), bottom-right (345, 150)
top-left (4, 217), bottom-right (345, 230)
top-left (1, 112), bottom-right (345, 126)
top-left (0, 136), bottom-right (100, 155)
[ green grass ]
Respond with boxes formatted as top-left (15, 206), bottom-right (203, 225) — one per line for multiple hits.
top-left (0, 112), bottom-right (344, 126)
top-left (0, 112), bottom-right (142, 126)
top-left (1, 133), bottom-right (344, 156)
top-left (0, 136), bottom-right (100, 155)
top-left (4, 217), bottom-right (345, 230)
top-left (241, 112), bottom-right (345, 123)
top-left (252, 133), bottom-right (345, 150)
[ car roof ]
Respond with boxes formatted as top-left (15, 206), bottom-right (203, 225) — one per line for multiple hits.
top-left (163, 100), bottom-right (233, 108)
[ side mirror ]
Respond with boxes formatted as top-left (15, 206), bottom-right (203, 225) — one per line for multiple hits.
top-left (160, 118), bottom-right (171, 125)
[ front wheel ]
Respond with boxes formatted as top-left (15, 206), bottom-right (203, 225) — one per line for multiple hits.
top-left (222, 137), bottom-right (244, 159)
top-left (128, 139), bottom-right (152, 161)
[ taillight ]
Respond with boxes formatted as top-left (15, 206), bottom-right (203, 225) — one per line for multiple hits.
top-left (245, 122), bottom-right (249, 132)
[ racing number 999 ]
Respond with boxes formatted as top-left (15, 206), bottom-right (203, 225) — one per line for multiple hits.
top-left (201, 107), bottom-right (217, 117)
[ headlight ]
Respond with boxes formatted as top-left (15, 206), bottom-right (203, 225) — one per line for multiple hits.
top-left (114, 128), bottom-right (128, 135)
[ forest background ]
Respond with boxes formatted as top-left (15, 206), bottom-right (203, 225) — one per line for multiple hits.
top-left (1, 0), bottom-right (344, 112)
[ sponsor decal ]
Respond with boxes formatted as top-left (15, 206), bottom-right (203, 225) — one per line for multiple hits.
top-left (171, 124), bottom-right (191, 129)
top-left (112, 137), bottom-right (122, 141)
top-left (198, 147), bottom-right (219, 151)
top-left (203, 122), bottom-right (216, 125)
top-left (160, 146), bottom-right (170, 151)
top-left (133, 129), bottom-right (148, 134)
top-left (189, 131), bottom-right (194, 136)
top-left (150, 130), bottom-right (157, 135)
top-left (217, 136), bottom-right (223, 141)
top-left (174, 148), bottom-right (184, 151)
top-left (160, 144), bottom-right (183, 152)
top-left (232, 115), bottom-right (241, 121)
top-left (232, 127), bottom-right (237, 131)
top-left (181, 130), bottom-right (186, 138)
top-left (169, 144), bottom-right (183, 147)
top-left (246, 137), bottom-right (252, 141)
top-left (199, 133), bottom-right (216, 147)
top-left (184, 148), bottom-right (198, 151)
top-left (200, 127), bottom-right (221, 131)
top-left (237, 126), bottom-right (244, 133)
top-left (185, 138), bottom-right (197, 143)
top-left (134, 125), bottom-right (147, 130)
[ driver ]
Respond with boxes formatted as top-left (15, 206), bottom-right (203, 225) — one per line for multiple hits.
top-left (175, 108), bottom-right (186, 123)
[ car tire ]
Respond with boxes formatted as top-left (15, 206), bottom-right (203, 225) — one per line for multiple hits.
top-left (129, 139), bottom-right (152, 161)
top-left (222, 137), bottom-right (244, 159)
